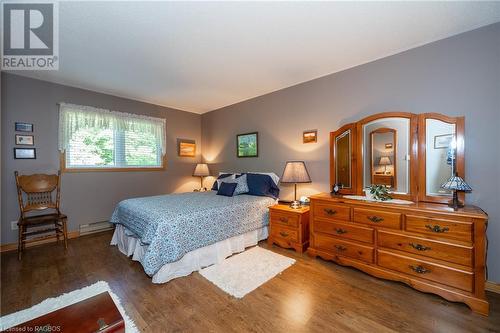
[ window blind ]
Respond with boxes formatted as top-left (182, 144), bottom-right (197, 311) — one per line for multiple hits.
top-left (58, 103), bottom-right (166, 169)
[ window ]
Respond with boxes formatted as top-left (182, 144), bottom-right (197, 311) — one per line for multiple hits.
top-left (58, 103), bottom-right (166, 171)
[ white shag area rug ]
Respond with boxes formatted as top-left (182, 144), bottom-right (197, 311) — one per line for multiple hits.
top-left (0, 281), bottom-right (139, 332)
top-left (199, 246), bottom-right (295, 298)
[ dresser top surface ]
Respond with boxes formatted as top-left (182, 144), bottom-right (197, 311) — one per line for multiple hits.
top-left (309, 193), bottom-right (487, 219)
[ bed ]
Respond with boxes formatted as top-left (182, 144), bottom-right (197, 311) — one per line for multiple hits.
top-left (110, 174), bottom-right (278, 283)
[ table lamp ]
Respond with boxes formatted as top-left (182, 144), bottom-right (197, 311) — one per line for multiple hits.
top-left (378, 156), bottom-right (392, 174)
top-left (440, 172), bottom-right (472, 210)
top-left (193, 163), bottom-right (210, 191)
top-left (281, 161), bottom-right (311, 209)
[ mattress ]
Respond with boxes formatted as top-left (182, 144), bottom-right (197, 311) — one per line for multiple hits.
top-left (110, 191), bottom-right (276, 275)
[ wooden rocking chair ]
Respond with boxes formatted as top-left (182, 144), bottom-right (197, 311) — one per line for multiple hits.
top-left (15, 171), bottom-right (68, 260)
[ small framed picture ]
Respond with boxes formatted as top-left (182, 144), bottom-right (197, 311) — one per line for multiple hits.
top-left (434, 134), bottom-right (454, 149)
top-left (178, 140), bottom-right (196, 157)
top-left (385, 143), bottom-right (393, 149)
top-left (15, 134), bottom-right (34, 146)
top-left (14, 148), bottom-right (36, 159)
top-left (237, 132), bottom-right (258, 157)
top-left (15, 122), bottom-right (33, 132)
top-left (303, 130), bottom-right (317, 143)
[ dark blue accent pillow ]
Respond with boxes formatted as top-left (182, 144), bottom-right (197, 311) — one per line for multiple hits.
top-left (217, 182), bottom-right (237, 197)
top-left (211, 173), bottom-right (233, 191)
top-left (245, 173), bottom-right (280, 199)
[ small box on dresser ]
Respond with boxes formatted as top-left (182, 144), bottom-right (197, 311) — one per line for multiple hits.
top-left (268, 204), bottom-right (309, 253)
top-left (308, 193), bottom-right (489, 315)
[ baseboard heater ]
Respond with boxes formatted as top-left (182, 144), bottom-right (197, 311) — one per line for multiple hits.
top-left (79, 221), bottom-right (114, 236)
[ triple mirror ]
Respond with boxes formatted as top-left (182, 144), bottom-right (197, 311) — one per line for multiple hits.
top-left (330, 112), bottom-right (464, 203)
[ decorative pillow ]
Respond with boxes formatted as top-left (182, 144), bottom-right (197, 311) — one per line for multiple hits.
top-left (245, 173), bottom-right (280, 199)
top-left (211, 174), bottom-right (234, 191)
top-left (224, 174), bottom-right (249, 195)
top-left (217, 182), bottom-right (237, 197)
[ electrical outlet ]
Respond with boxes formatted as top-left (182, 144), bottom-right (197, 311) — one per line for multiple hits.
top-left (11, 221), bottom-right (18, 230)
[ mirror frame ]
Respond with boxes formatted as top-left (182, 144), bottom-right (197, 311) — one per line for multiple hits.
top-left (356, 112), bottom-right (418, 201)
top-left (418, 113), bottom-right (465, 204)
top-left (330, 123), bottom-right (357, 194)
top-left (370, 128), bottom-right (397, 190)
top-left (330, 111), bottom-right (466, 204)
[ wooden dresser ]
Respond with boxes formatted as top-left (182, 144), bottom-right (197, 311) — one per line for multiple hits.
top-left (308, 193), bottom-right (489, 315)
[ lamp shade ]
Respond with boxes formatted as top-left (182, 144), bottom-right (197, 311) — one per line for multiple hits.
top-left (281, 161), bottom-right (311, 183)
top-left (378, 156), bottom-right (392, 166)
top-left (193, 163), bottom-right (210, 177)
top-left (441, 173), bottom-right (472, 192)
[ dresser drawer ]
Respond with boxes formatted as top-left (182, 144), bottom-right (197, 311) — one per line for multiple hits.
top-left (270, 211), bottom-right (299, 228)
top-left (405, 215), bottom-right (473, 243)
top-left (270, 225), bottom-right (299, 242)
top-left (377, 230), bottom-right (473, 267)
top-left (314, 220), bottom-right (374, 244)
top-left (314, 234), bottom-right (374, 263)
top-left (377, 250), bottom-right (474, 292)
top-left (314, 203), bottom-right (351, 221)
top-left (353, 208), bottom-right (401, 230)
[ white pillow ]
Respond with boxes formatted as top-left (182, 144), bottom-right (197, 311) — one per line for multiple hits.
top-left (216, 175), bottom-right (235, 189)
top-left (224, 174), bottom-right (249, 195)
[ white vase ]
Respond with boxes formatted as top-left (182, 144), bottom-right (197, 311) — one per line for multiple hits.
top-left (364, 188), bottom-right (375, 201)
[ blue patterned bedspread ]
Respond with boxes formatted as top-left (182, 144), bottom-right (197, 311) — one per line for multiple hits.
top-left (110, 191), bottom-right (276, 276)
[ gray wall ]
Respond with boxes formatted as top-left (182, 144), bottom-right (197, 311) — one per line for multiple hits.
top-left (1, 73), bottom-right (202, 244)
top-left (202, 23), bottom-right (500, 281)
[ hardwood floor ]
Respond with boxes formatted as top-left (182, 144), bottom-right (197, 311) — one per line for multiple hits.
top-left (1, 231), bottom-right (499, 332)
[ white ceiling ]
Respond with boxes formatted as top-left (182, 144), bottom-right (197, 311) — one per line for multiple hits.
top-left (14, 1), bottom-right (500, 114)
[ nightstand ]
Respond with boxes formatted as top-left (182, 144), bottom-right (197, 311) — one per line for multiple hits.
top-left (268, 204), bottom-right (310, 253)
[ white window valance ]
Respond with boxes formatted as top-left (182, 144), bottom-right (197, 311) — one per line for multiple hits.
top-left (58, 103), bottom-right (166, 156)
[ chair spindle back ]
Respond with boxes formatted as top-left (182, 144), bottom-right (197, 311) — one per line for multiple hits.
top-left (15, 171), bottom-right (61, 218)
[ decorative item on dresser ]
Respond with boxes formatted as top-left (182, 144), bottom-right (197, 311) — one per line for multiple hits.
top-left (314, 111), bottom-right (489, 315)
top-left (440, 172), bottom-right (473, 210)
top-left (268, 204), bottom-right (309, 253)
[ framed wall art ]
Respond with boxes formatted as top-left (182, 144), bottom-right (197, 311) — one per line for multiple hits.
top-left (15, 134), bottom-right (34, 146)
top-left (237, 132), bottom-right (258, 157)
top-left (303, 130), bottom-right (317, 143)
top-left (434, 134), bottom-right (453, 149)
top-left (14, 148), bottom-right (36, 159)
top-left (15, 122), bottom-right (33, 132)
top-left (178, 140), bottom-right (196, 157)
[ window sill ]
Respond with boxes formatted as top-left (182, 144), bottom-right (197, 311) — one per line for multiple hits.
top-left (60, 153), bottom-right (166, 173)
top-left (62, 167), bottom-right (166, 173)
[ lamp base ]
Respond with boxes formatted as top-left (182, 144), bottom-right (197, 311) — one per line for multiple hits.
top-left (448, 191), bottom-right (464, 211)
top-left (289, 200), bottom-right (301, 209)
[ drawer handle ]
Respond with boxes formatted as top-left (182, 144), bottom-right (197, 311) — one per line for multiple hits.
top-left (409, 265), bottom-right (430, 274)
top-left (409, 243), bottom-right (431, 251)
top-left (335, 228), bottom-right (347, 235)
top-left (367, 215), bottom-right (384, 223)
top-left (425, 224), bottom-right (449, 233)
top-left (279, 231), bottom-right (289, 238)
top-left (324, 208), bottom-right (337, 216)
top-left (334, 245), bottom-right (347, 252)
top-left (279, 217), bottom-right (289, 224)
